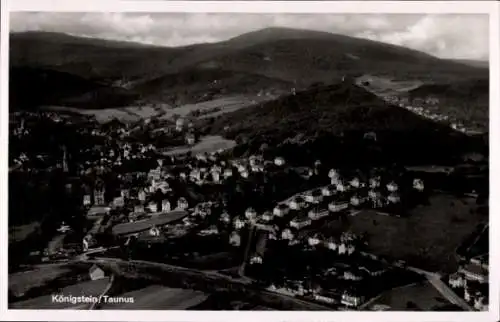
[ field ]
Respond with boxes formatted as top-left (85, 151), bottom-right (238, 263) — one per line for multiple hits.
top-left (366, 280), bottom-right (455, 311)
top-left (346, 194), bottom-right (487, 273)
top-left (10, 277), bottom-right (110, 309)
top-left (9, 264), bottom-right (74, 297)
top-left (43, 95), bottom-right (263, 123)
top-left (162, 135), bottom-right (236, 156)
top-left (356, 74), bottom-right (423, 96)
top-left (101, 285), bottom-right (208, 310)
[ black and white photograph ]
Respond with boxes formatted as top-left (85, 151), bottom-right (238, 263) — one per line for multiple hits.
top-left (2, 1), bottom-right (498, 321)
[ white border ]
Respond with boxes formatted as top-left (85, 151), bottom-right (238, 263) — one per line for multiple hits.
top-left (1, 1), bottom-right (499, 322)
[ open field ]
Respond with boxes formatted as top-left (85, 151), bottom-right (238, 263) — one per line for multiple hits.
top-left (366, 280), bottom-right (456, 311)
top-left (101, 285), bottom-right (208, 310)
top-left (43, 95), bottom-right (264, 123)
top-left (162, 135), bottom-right (236, 156)
top-left (112, 210), bottom-right (188, 235)
top-left (346, 194), bottom-right (486, 273)
top-left (9, 277), bottom-right (110, 309)
top-left (9, 265), bottom-right (74, 297)
top-left (356, 74), bottom-right (423, 96)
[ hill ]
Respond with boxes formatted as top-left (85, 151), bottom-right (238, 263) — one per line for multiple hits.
top-left (407, 78), bottom-right (489, 130)
top-left (205, 81), bottom-right (485, 166)
top-left (9, 67), bottom-right (139, 110)
top-left (9, 28), bottom-right (489, 112)
top-left (452, 59), bottom-right (489, 69)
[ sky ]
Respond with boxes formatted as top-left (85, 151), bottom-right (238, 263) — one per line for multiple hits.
top-left (10, 13), bottom-right (489, 60)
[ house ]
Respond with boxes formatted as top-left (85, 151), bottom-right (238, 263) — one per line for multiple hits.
top-left (94, 188), bottom-right (106, 206)
top-left (161, 199), bottom-right (171, 212)
top-left (349, 177), bottom-right (361, 189)
top-left (177, 197), bottom-right (189, 210)
top-left (281, 228), bottom-right (295, 241)
top-left (325, 237), bottom-right (339, 251)
top-left (449, 272), bottom-right (466, 288)
top-left (350, 195), bottom-right (365, 207)
top-left (138, 190), bottom-right (147, 202)
top-left (250, 254), bottom-right (263, 265)
top-left (338, 243), bottom-right (347, 255)
top-left (328, 201), bottom-right (349, 212)
top-left (245, 208), bottom-right (258, 221)
top-left (274, 157), bottom-right (286, 166)
top-left (273, 204), bottom-right (290, 217)
top-left (289, 196), bottom-right (306, 210)
top-left (220, 211), bottom-right (231, 224)
top-left (321, 185), bottom-right (336, 197)
top-left (305, 189), bottom-right (323, 204)
top-left (147, 202), bottom-right (158, 213)
top-left (386, 181), bottom-right (399, 192)
top-left (83, 194), bottom-right (92, 206)
top-left (290, 215), bottom-right (312, 229)
top-left (387, 193), bottom-right (401, 204)
top-left (344, 270), bottom-right (363, 281)
top-left (223, 168), bottom-right (233, 179)
top-left (211, 170), bottom-right (221, 183)
top-left (341, 292), bottom-right (364, 308)
top-left (229, 231), bottom-right (241, 246)
top-left (120, 189), bottom-right (130, 199)
top-left (368, 190), bottom-right (383, 207)
top-left (314, 291), bottom-right (337, 305)
top-left (413, 178), bottom-right (425, 192)
top-left (240, 169), bottom-right (250, 178)
top-left (233, 216), bottom-right (246, 230)
top-left (134, 205), bottom-right (145, 214)
top-left (149, 226), bottom-right (161, 237)
top-left (459, 263), bottom-right (488, 283)
top-left (308, 208), bottom-right (329, 220)
top-left (335, 179), bottom-right (347, 192)
top-left (176, 118), bottom-right (184, 131)
top-left (308, 233), bottom-right (323, 246)
top-left (113, 197), bottom-right (125, 208)
top-left (328, 169), bottom-right (340, 180)
top-left (261, 211), bottom-right (274, 222)
top-left (474, 296), bottom-right (488, 311)
top-left (199, 225), bottom-right (219, 236)
top-left (89, 265), bottom-right (106, 281)
top-left (185, 133), bottom-right (196, 145)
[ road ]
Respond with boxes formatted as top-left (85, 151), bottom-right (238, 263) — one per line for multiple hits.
top-left (405, 266), bottom-right (473, 311)
top-left (79, 256), bottom-right (331, 310)
top-left (89, 274), bottom-right (115, 310)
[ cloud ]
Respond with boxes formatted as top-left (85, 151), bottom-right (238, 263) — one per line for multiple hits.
top-left (10, 12), bottom-right (489, 60)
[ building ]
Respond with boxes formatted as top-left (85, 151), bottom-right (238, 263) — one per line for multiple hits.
top-left (369, 176), bottom-right (381, 189)
top-left (281, 228), bottom-right (295, 241)
top-left (177, 197), bottom-right (189, 210)
top-left (290, 215), bottom-right (312, 229)
top-left (349, 177), bottom-right (361, 189)
top-left (459, 263), bottom-right (488, 283)
top-left (449, 272), bottom-right (466, 288)
top-left (245, 208), bottom-right (258, 221)
top-left (220, 211), bottom-right (231, 224)
top-left (83, 194), bottom-right (92, 206)
top-left (341, 292), bottom-right (364, 308)
top-left (308, 234), bottom-right (323, 246)
top-left (413, 178), bottom-right (425, 192)
top-left (229, 231), bottom-right (241, 246)
top-left (250, 254), bottom-right (263, 265)
top-left (147, 202), bottom-right (158, 213)
top-left (308, 208), bottom-right (329, 220)
top-left (386, 181), bottom-right (399, 192)
top-left (328, 201), bottom-right (349, 212)
top-left (185, 133), bottom-right (196, 145)
top-left (89, 265), bottom-right (106, 281)
top-left (223, 168), bottom-right (233, 179)
top-left (321, 185), bottom-right (336, 197)
top-left (261, 211), bottom-right (274, 222)
top-left (273, 204), bottom-right (290, 217)
top-left (387, 193), bottom-right (401, 204)
top-left (305, 189), bottom-right (323, 204)
top-left (314, 291), bottom-right (337, 305)
top-left (199, 225), bottom-right (219, 236)
top-left (274, 157), bottom-right (286, 166)
top-left (289, 196), bottom-right (306, 210)
top-left (350, 195), bottom-right (365, 207)
top-left (233, 216), bottom-right (246, 230)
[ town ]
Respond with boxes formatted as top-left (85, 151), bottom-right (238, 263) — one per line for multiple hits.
top-left (9, 105), bottom-right (489, 311)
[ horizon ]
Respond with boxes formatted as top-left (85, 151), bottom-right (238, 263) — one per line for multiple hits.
top-left (10, 13), bottom-right (489, 61)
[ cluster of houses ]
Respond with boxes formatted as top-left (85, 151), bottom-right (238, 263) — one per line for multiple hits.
top-left (383, 95), bottom-right (478, 134)
top-left (448, 254), bottom-right (489, 311)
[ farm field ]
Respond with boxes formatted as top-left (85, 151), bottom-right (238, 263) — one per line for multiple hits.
top-left (366, 280), bottom-right (456, 311)
top-left (162, 135), bottom-right (236, 156)
top-left (43, 95), bottom-right (263, 123)
top-left (9, 277), bottom-right (110, 309)
top-left (346, 194), bottom-right (486, 273)
top-left (9, 265), bottom-right (74, 297)
top-left (101, 285), bottom-right (208, 310)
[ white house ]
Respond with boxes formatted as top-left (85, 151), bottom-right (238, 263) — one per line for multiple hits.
top-left (138, 190), bottom-right (147, 202)
top-left (89, 265), bottom-right (106, 281)
top-left (274, 157), bottom-right (286, 166)
top-left (223, 168), bottom-right (233, 179)
top-left (338, 243), bottom-right (347, 255)
top-left (325, 237), bottom-right (338, 251)
top-left (147, 202), bottom-right (158, 213)
top-left (305, 190), bottom-right (323, 204)
top-left (336, 180), bottom-right (347, 192)
top-left (233, 217), bottom-right (246, 230)
top-left (308, 208), bottom-right (329, 220)
top-left (281, 228), bottom-right (295, 241)
top-left (290, 215), bottom-right (312, 229)
top-left (273, 204), bottom-right (290, 217)
top-left (369, 176), bottom-right (381, 189)
top-left (240, 169), bottom-right (250, 179)
top-left (314, 292), bottom-right (336, 304)
top-left (113, 197), bottom-right (125, 208)
top-left (289, 196), bottom-right (306, 210)
top-left (350, 195), bottom-right (365, 207)
top-left (220, 212), bottom-right (231, 224)
top-left (149, 226), bottom-right (161, 237)
top-left (449, 273), bottom-right (466, 289)
top-left (341, 292), bottom-right (364, 308)
top-left (308, 234), bottom-right (323, 246)
top-left (328, 201), bottom-right (349, 212)
top-left (83, 194), bottom-right (92, 206)
top-left (413, 178), bottom-right (425, 192)
top-left (161, 199), bottom-right (171, 212)
top-left (349, 177), bottom-right (361, 189)
top-left (328, 169), bottom-right (339, 180)
top-left (387, 193), bottom-right (401, 204)
top-left (387, 181), bottom-right (399, 192)
top-left (211, 170), bottom-right (221, 183)
top-left (134, 205), bottom-right (145, 214)
top-left (321, 185), bottom-right (336, 197)
top-left (120, 189), bottom-right (130, 199)
top-left (250, 254), bottom-right (263, 265)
